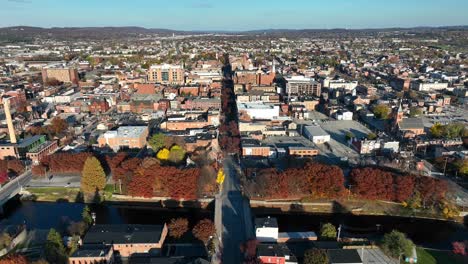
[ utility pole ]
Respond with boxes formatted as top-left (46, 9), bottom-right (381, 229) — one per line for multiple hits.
top-left (337, 224), bottom-right (342, 241)
top-left (443, 157), bottom-right (448, 176)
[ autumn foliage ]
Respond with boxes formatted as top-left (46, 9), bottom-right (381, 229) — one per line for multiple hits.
top-left (36, 152), bottom-right (92, 175)
top-left (350, 167), bottom-right (448, 204)
top-left (247, 162), bottom-right (345, 199)
top-left (192, 219), bottom-right (215, 244)
top-left (0, 254), bottom-right (28, 264)
top-left (168, 218), bottom-right (189, 239)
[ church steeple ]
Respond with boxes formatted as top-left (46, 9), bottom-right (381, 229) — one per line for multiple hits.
top-left (393, 100), bottom-right (404, 125)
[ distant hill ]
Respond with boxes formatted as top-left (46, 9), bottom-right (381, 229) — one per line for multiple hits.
top-left (0, 25), bottom-right (467, 41)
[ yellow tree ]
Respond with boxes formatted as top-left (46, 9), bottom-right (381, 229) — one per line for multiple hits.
top-left (157, 148), bottom-right (170, 160)
top-left (81, 157), bottom-right (106, 193)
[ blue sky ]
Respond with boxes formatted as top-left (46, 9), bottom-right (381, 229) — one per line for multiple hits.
top-left (1, 0), bottom-right (467, 30)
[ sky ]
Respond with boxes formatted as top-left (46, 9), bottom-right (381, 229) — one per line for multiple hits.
top-left (1, 0), bottom-right (468, 31)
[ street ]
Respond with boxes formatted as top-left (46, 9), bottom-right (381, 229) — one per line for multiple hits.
top-left (0, 170), bottom-right (32, 205)
top-left (217, 156), bottom-right (254, 264)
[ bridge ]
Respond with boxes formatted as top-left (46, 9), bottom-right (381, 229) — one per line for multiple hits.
top-left (0, 170), bottom-right (32, 214)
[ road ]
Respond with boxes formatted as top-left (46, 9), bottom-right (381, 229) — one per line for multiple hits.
top-left (0, 170), bottom-right (32, 206)
top-left (216, 156), bottom-right (254, 264)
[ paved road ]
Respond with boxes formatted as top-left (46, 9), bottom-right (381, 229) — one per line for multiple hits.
top-left (0, 170), bottom-right (32, 204)
top-left (28, 175), bottom-right (81, 188)
top-left (217, 156), bottom-right (254, 264)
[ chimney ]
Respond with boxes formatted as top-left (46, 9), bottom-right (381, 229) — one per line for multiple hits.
top-left (3, 98), bottom-right (17, 144)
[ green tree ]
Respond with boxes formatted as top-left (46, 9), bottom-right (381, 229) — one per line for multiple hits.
top-left (80, 157), bottom-right (106, 193)
top-left (82, 206), bottom-right (93, 227)
top-left (45, 228), bottom-right (67, 264)
top-left (444, 123), bottom-right (465, 139)
top-left (373, 104), bottom-right (390, 119)
top-left (148, 133), bottom-right (167, 151)
top-left (409, 107), bottom-right (422, 117)
top-left (455, 159), bottom-right (468, 177)
top-left (303, 248), bottom-right (329, 264)
top-left (320, 223), bottom-right (337, 240)
top-left (380, 230), bottom-right (415, 259)
top-left (168, 145), bottom-right (186, 163)
top-left (430, 123), bottom-right (445, 138)
top-left (68, 235), bottom-right (80, 256)
top-left (345, 132), bottom-right (355, 141)
top-left (367, 132), bottom-right (377, 140)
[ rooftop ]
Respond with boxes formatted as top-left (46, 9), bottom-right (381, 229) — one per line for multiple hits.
top-left (83, 224), bottom-right (164, 245)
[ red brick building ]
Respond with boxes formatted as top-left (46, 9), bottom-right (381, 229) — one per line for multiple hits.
top-left (89, 99), bottom-right (110, 113)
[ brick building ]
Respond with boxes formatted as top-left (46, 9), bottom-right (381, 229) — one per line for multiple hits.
top-left (42, 67), bottom-right (79, 84)
top-left (148, 64), bottom-right (184, 85)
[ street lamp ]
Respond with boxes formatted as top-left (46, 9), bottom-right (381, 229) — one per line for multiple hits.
top-left (91, 212), bottom-right (96, 225)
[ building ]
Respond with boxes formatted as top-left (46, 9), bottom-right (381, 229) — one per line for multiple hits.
top-left (82, 224), bottom-right (168, 257)
top-left (303, 125), bottom-right (331, 144)
top-left (148, 64), bottom-right (185, 85)
top-left (411, 81), bottom-right (448, 92)
top-left (26, 140), bottom-right (58, 165)
top-left (89, 99), bottom-right (110, 113)
top-left (255, 217), bottom-right (278, 243)
top-left (42, 66), bottom-right (79, 84)
top-left (98, 126), bottom-right (149, 151)
top-left (237, 102), bottom-right (280, 120)
top-left (69, 245), bottom-right (114, 264)
top-left (257, 244), bottom-right (298, 264)
top-left (398, 118), bottom-right (425, 138)
top-left (285, 76), bottom-right (322, 97)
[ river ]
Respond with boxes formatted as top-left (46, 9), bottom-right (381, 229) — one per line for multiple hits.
top-left (0, 200), bottom-right (466, 250)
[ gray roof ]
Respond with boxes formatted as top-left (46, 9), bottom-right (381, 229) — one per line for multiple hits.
top-left (304, 125), bottom-right (330, 137)
top-left (399, 118), bottom-right (424, 130)
top-left (83, 224), bottom-right (164, 245)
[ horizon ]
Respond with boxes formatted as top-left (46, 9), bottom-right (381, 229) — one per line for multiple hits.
top-left (1, 0), bottom-right (468, 31)
top-left (2, 24), bottom-right (468, 32)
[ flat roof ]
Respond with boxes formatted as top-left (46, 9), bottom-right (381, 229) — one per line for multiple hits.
top-left (83, 224), bottom-right (164, 245)
top-left (255, 217), bottom-right (278, 228)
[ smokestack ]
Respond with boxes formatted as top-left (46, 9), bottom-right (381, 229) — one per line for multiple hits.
top-left (3, 98), bottom-right (17, 144)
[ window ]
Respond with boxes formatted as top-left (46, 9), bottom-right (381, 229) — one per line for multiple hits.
top-left (162, 71), bottom-right (169, 81)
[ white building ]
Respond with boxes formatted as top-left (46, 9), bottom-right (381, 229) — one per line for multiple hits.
top-left (255, 217), bottom-right (278, 243)
top-left (335, 111), bottom-right (353, 121)
top-left (324, 78), bottom-right (358, 91)
top-left (303, 125), bottom-right (331, 144)
top-left (237, 102), bottom-right (280, 120)
top-left (411, 81), bottom-right (448, 91)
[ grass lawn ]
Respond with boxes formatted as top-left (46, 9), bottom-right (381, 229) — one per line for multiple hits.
top-left (416, 247), bottom-right (467, 264)
top-left (25, 187), bottom-right (81, 202)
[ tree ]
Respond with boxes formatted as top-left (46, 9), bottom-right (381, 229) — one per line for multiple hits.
top-left (345, 131), bottom-right (355, 141)
top-left (168, 145), bottom-right (186, 163)
top-left (0, 254), bottom-right (28, 264)
top-left (456, 159), bottom-right (468, 177)
top-left (67, 221), bottom-right (87, 236)
top-left (127, 168), bottom-right (155, 198)
top-left (350, 168), bottom-right (394, 201)
top-left (148, 133), bottom-right (166, 151)
top-left (50, 117), bottom-right (68, 135)
top-left (320, 223), bottom-right (337, 240)
top-left (68, 235), bottom-right (80, 256)
top-left (452, 241), bottom-right (467, 256)
top-left (168, 218), bottom-right (189, 239)
top-left (444, 123), bottom-right (466, 139)
top-left (80, 156), bottom-right (106, 193)
top-left (82, 206), bottom-right (93, 226)
top-left (0, 232), bottom-right (11, 250)
top-left (409, 107), bottom-right (422, 117)
top-left (156, 148), bottom-right (170, 161)
top-left (303, 248), bottom-right (329, 264)
top-left (45, 229), bottom-right (67, 264)
top-left (373, 104), bottom-right (390, 119)
top-left (430, 123), bottom-right (445, 138)
top-left (192, 219), bottom-right (215, 244)
top-left (367, 133), bottom-right (377, 140)
top-left (380, 230), bottom-right (414, 259)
